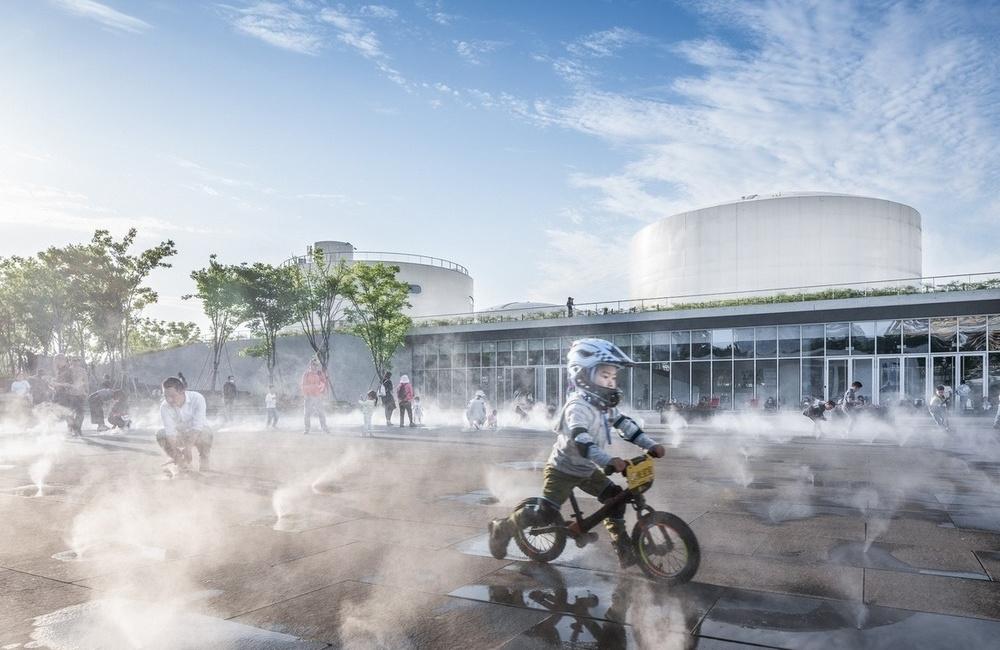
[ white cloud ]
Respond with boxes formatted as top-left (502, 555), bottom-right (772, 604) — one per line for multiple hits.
top-left (521, 1), bottom-right (1000, 275)
top-left (50, 0), bottom-right (150, 34)
top-left (455, 39), bottom-right (503, 65)
top-left (220, 1), bottom-right (324, 55)
top-left (567, 27), bottom-right (645, 58)
top-left (535, 228), bottom-right (630, 302)
top-left (359, 5), bottom-right (398, 20)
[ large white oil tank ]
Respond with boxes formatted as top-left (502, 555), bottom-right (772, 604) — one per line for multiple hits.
top-left (629, 193), bottom-right (922, 300)
top-left (289, 242), bottom-right (474, 318)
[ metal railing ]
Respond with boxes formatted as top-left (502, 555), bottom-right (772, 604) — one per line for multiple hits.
top-left (410, 271), bottom-right (1000, 329)
top-left (285, 250), bottom-right (469, 275)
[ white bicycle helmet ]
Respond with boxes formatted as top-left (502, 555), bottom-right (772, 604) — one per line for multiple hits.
top-left (566, 338), bottom-right (634, 408)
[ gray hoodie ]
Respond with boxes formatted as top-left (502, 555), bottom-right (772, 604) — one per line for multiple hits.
top-left (547, 392), bottom-right (658, 478)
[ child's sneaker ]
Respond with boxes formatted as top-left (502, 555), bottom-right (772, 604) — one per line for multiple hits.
top-left (487, 519), bottom-right (512, 560)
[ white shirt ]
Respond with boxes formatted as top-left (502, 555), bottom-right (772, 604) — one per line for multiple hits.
top-left (265, 393), bottom-right (277, 409)
top-left (160, 391), bottom-right (209, 436)
top-left (10, 380), bottom-right (30, 397)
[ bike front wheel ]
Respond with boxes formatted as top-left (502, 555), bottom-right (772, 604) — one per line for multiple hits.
top-left (631, 511), bottom-right (700, 584)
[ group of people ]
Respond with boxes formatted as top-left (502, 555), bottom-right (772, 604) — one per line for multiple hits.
top-left (5, 357), bottom-right (131, 435)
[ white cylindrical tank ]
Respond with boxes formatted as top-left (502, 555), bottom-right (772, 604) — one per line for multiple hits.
top-left (629, 193), bottom-right (922, 300)
top-left (288, 244), bottom-right (474, 318)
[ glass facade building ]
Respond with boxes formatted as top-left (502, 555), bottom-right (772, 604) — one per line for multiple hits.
top-left (407, 296), bottom-right (1000, 413)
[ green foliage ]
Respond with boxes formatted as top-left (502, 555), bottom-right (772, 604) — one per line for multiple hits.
top-left (129, 318), bottom-right (201, 354)
top-left (345, 263), bottom-right (412, 379)
top-left (293, 250), bottom-right (352, 383)
top-left (185, 255), bottom-right (244, 390)
top-left (231, 262), bottom-right (301, 382)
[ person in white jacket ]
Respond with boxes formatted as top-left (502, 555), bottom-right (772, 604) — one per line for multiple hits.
top-left (157, 376), bottom-right (213, 473)
top-left (466, 390), bottom-right (488, 430)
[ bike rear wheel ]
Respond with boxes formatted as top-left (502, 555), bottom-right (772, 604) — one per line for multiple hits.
top-left (512, 503), bottom-right (567, 563)
top-left (631, 511), bottom-right (700, 584)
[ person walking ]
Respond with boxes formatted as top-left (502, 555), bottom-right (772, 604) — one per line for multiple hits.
top-left (380, 371), bottom-right (396, 426)
top-left (397, 374), bottom-right (415, 427)
top-left (840, 381), bottom-right (862, 434)
top-left (301, 359), bottom-right (329, 434)
top-left (52, 355), bottom-right (86, 436)
top-left (413, 395), bottom-right (425, 426)
top-left (264, 385), bottom-right (279, 429)
top-left (566, 296), bottom-right (574, 318)
top-left (222, 376), bottom-right (237, 422)
top-left (955, 380), bottom-right (972, 414)
top-left (88, 386), bottom-right (115, 431)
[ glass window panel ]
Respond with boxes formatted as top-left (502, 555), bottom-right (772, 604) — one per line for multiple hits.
top-left (778, 325), bottom-right (800, 357)
top-left (617, 365), bottom-right (632, 410)
top-left (851, 322), bottom-right (876, 355)
top-left (453, 343), bottom-right (466, 368)
top-left (989, 354), bottom-right (1000, 409)
top-left (451, 370), bottom-right (466, 405)
top-left (929, 318), bottom-right (957, 353)
top-left (903, 318), bottom-right (929, 354)
top-left (511, 340), bottom-right (527, 366)
top-left (756, 359), bottom-right (778, 408)
top-left (544, 338), bottom-right (560, 365)
top-left (878, 358), bottom-right (900, 405)
top-left (755, 326), bottom-right (777, 358)
top-left (990, 316), bottom-right (1000, 352)
top-left (876, 320), bottom-right (902, 354)
top-left (428, 370), bottom-right (442, 405)
top-left (528, 339), bottom-right (544, 365)
top-left (670, 362), bottom-right (690, 405)
top-left (544, 367), bottom-right (562, 410)
top-left (439, 344), bottom-right (453, 369)
top-left (734, 360), bottom-right (755, 408)
top-left (778, 359), bottom-right (800, 409)
top-left (633, 364), bottom-right (650, 410)
top-left (424, 343), bottom-right (438, 369)
top-left (932, 357), bottom-right (954, 398)
top-left (826, 322), bottom-right (850, 356)
top-left (482, 341), bottom-right (496, 367)
top-left (671, 331), bottom-right (691, 361)
top-left (632, 333), bottom-right (651, 362)
top-left (613, 334), bottom-right (632, 358)
top-left (801, 325), bottom-right (824, 356)
top-left (652, 363), bottom-right (670, 410)
top-left (691, 362), bottom-right (711, 406)
top-left (733, 328), bottom-right (754, 359)
top-left (412, 352), bottom-right (423, 371)
top-left (712, 329), bottom-right (733, 359)
top-left (651, 332), bottom-right (671, 362)
top-left (959, 315), bottom-right (988, 352)
top-left (712, 360), bottom-right (732, 409)
top-left (960, 356), bottom-right (984, 410)
top-left (802, 358), bottom-right (825, 401)
top-left (465, 342), bottom-right (481, 368)
top-left (852, 358), bottom-right (873, 403)
top-left (691, 330), bottom-right (711, 359)
top-left (496, 341), bottom-right (511, 367)
top-left (904, 357), bottom-right (927, 403)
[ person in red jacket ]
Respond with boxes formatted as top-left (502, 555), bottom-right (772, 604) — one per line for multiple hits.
top-left (397, 374), bottom-right (415, 427)
top-left (301, 358), bottom-right (329, 434)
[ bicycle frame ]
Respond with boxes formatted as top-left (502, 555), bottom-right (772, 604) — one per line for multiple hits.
top-left (564, 488), bottom-right (654, 539)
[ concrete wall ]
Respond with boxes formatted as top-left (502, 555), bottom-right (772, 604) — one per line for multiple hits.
top-left (394, 261), bottom-right (474, 317)
top-left (130, 333), bottom-right (411, 401)
top-left (630, 193), bottom-right (922, 300)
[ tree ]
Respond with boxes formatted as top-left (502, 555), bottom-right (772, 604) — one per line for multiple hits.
top-left (41, 229), bottom-right (176, 375)
top-left (293, 250), bottom-right (352, 395)
top-left (345, 263), bottom-right (412, 383)
top-left (129, 318), bottom-right (202, 354)
top-left (231, 263), bottom-right (300, 384)
top-left (186, 255), bottom-right (244, 391)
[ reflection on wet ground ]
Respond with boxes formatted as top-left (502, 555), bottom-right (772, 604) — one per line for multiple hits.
top-left (827, 541), bottom-right (989, 580)
top-left (700, 589), bottom-right (1000, 649)
top-left (5, 483), bottom-right (68, 497)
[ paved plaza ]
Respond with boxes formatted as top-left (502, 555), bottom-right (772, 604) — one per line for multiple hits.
top-left (2, 413), bottom-right (1000, 649)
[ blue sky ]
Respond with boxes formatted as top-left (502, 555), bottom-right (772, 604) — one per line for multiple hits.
top-left (2, 0), bottom-right (998, 325)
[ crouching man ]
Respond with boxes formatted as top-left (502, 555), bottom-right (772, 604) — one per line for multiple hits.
top-left (157, 376), bottom-right (213, 473)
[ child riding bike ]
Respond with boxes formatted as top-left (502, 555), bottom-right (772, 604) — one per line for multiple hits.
top-left (488, 338), bottom-right (665, 568)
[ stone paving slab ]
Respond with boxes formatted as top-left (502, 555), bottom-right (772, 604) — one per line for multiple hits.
top-left (863, 568), bottom-right (1000, 620)
top-left (697, 551), bottom-right (863, 601)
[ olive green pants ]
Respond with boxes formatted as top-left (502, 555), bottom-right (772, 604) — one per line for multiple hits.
top-left (506, 465), bottom-right (628, 542)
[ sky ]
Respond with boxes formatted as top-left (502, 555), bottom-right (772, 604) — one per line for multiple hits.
top-left (1, 0), bottom-right (999, 327)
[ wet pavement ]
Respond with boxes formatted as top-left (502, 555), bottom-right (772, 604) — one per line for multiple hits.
top-left (0, 416), bottom-right (999, 648)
